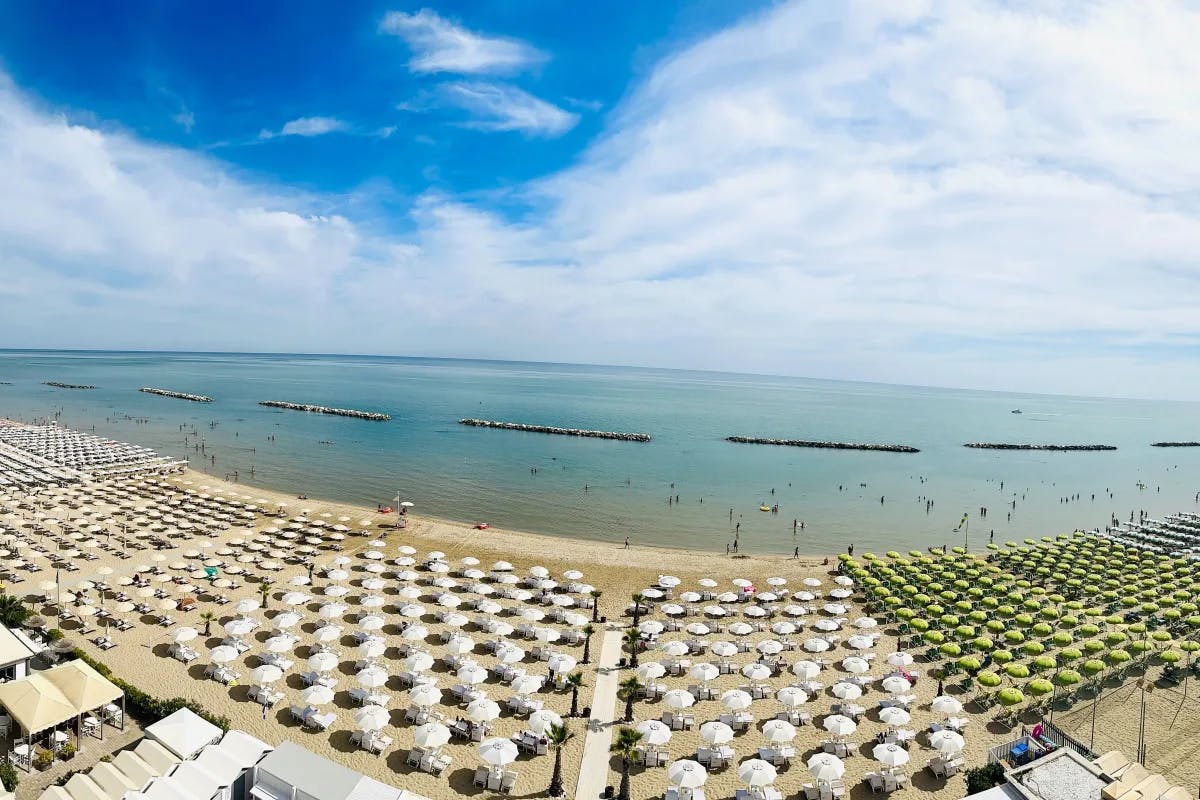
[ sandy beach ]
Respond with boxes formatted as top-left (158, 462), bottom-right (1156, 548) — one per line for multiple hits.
top-left (4, 463), bottom-right (1197, 800)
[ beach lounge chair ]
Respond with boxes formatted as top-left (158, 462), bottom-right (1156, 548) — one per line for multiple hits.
top-left (289, 705), bottom-right (315, 725)
top-left (473, 766), bottom-right (489, 788)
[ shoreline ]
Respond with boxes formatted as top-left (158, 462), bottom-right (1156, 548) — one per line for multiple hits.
top-left (175, 468), bottom-right (839, 569)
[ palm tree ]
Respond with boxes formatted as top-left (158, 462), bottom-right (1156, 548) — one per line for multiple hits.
top-left (589, 589), bottom-right (603, 622)
top-left (610, 727), bottom-right (643, 800)
top-left (623, 627), bottom-right (642, 668)
top-left (565, 672), bottom-right (586, 717)
top-left (199, 610), bottom-right (215, 637)
top-left (581, 624), bottom-right (594, 664)
top-left (630, 593), bottom-right (645, 628)
top-left (0, 594), bottom-right (29, 629)
top-left (546, 722), bottom-right (575, 798)
top-left (618, 676), bottom-right (642, 723)
top-left (258, 581), bottom-right (272, 610)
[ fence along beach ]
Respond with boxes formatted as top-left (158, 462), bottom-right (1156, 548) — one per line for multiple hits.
top-left (139, 387), bottom-right (213, 402)
top-left (725, 435), bottom-right (920, 453)
top-left (258, 400), bottom-right (390, 420)
top-left (458, 418), bottom-right (651, 441)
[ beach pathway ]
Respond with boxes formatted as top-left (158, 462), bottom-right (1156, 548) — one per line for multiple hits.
top-left (574, 624), bottom-right (625, 800)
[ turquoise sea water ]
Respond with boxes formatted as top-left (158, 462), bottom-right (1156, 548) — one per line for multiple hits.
top-left (1, 350), bottom-right (1198, 554)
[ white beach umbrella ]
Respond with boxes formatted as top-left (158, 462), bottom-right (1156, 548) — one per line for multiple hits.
top-left (445, 636), bottom-right (475, 655)
top-left (495, 644), bottom-right (525, 664)
top-left (249, 664), bottom-right (283, 684)
top-left (636, 719), bottom-right (672, 746)
top-left (443, 612), bottom-right (469, 628)
top-left (757, 639), bottom-right (784, 655)
top-left (829, 588), bottom-right (853, 599)
top-left (661, 603), bottom-right (685, 616)
top-left (533, 627), bottom-right (560, 643)
top-left (360, 595), bottom-right (386, 609)
top-left (397, 586), bottom-right (422, 600)
top-left (854, 617), bottom-right (878, 629)
top-left (326, 569), bottom-right (349, 582)
top-left (803, 638), bottom-right (831, 653)
top-left (511, 675), bottom-right (544, 696)
top-left (468, 699), bottom-right (501, 723)
top-left (302, 685), bottom-right (334, 705)
top-left (235, 598), bottom-right (261, 614)
top-left (409, 685), bottom-right (442, 707)
top-left (413, 722), bottom-right (451, 748)
top-left (761, 718), bottom-right (797, 743)
top-left (742, 663), bottom-right (772, 682)
top-left (358, 639), bottom-right (387, 659)
top-left (831, 682), bottom-right (862, 700)
top-left (209, 645), bottom-right (238, 664)
top-left (638, 620), bottom-right (665, 635)
top-left (931, 696), bottom-right (964, 715)
top-left (264, 636), bottom-right (294, 653)
top-left (808, 753), bottom-right (846, 782)
top-left (776, 686), bottom-right (809, 707)
top-left (873, 743), bottom-right (910, 768)
top-left (847, 635), bottom-right (876, 650)
top-left (710, 641), bottom-right (738, 658)
top-left (771, 621), bottom-right (797, 636)
top-left (822, 715), bottom-right (857, 737)
top-left (664, 690), bottom-right (696, 710)
top-left (405, 652), bottom-right (435, 673)
top-left (667, 760), bottom-right (708, 789)
top-left (400, 603), bottom-right (426, 618)
top-left (273, 611), bottom-right (302, 629)
top-left (457, 664), bottom-right (488, 685)
top-left (318, 603), bottom-right (347, 619)
top-left (699, 720), bottom-right (734, 745)
top-left (880, 676), bottom-right (912, 695)
top-left (744, 606), bottom-right (767, 618)
top-left (802, 578), bottom-right (822, 588)
top-left (792, 660), bottom-right (822, 680)
top-left (721, 689), bottom-right (753, 711)
top-left (357, 666), bottom-right (389, 688)
top-left (929, 730), bottom-right (966, 756)
top-left (281, 592), bottom-right (310, 607)
top-left (308, 652), bottom-right (340, 672)
top-left (783, 604), bottom-right (807, 617)
top-left (400, 624), bottom-right (429, 642)
top-left (659, 640), bottom-right (689, 658)
top-left (886, 652), bottom-right (915, 667)
top-left (355, 705), bottom-right (391, 731)
top-left (171, 627), bottom-right (198, 643)
top-left (834, 576), bottom-right (854, 587)
top-left (878, 707), bottom-right (912, 727)
top-left (679, 592), bottom-right (702, 603)
top-left (738, 759), bottom-right (778, 788)
top-left (638, 663), bottom-right (667, 682)
top-left (842, 656), bottom-right (870, 674)
top-left (479, 738), bottom-right (518, 768)
top-left (359, 615), bottom-right (385, 631)
top-left (437, 594), bottom-right (461, 609)
top-left (823, 603), bottom-right (848, 615)
top-left (729, 622), bottom-right (754, 637)
top-left (315, 624), bottom-right (343, 642)
top-left (528, 709), bottom-right (563, 735)
top-left (548, 653), bottom-right (577, 674)
top-left (324, 585), bottom-right (349, 597)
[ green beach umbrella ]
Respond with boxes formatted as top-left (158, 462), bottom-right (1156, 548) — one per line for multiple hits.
top-left (991, 649), bottom-right (1014, 665)
top-left (1003, 630), bottom-right (1025, 644)
top-left (977, 671), bottom-right (1002, 688)
top-left (1031, 622), bottom-right (1053, 637)
top-left (939, 643), bottom-right (962, 658)
top-left (1082, 659), bottom-right (1106, 676)
top-left (1059, 647), bottom-right (1082, 662)
top-left (923, 631), bottom-right (945, 645)
top-left (997, 687), bottom-right (1025, 706)
top-left (1005, 664), bottom-right (1030, 679)
top-left (958, 656), bottom-right (981, 673)
top-left (1027, 678), bottom-right (1054, 697)
top-left (1107, 649), bottom-right (1131, 665)
top-left (1179, 640), bottom-right (1200, 653)
top-left (1051, 632), bottom-right (1073, 647)
top-left (1055, 669), bottom-right (1081, 686)
top-left (1022, 642), bottom-right (1045, 656)
top-left (1150, 630), bottom-right (1172, 643)
top-left (1159, 650), bottom-right (1181, 664)
top-left (1032, 655), bottom-right (1056, 672)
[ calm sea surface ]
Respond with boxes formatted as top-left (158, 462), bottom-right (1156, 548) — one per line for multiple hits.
top-left (1, 350), bottom-right (1198, 554)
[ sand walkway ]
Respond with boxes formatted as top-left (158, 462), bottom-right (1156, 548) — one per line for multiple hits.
top-left (575, 624), bottom-right (625, 800)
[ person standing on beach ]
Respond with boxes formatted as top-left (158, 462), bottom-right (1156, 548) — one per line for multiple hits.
top-left (624, 537), bottom-right (629, 549)
top-left (848, 544), bottom-right (854, 556)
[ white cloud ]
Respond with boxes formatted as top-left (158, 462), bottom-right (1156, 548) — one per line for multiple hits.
top-left (259, 116), bottom-right (348, 139)
top-left (5, 1), bottom-right (1200, 397)
top-left (380, 9), bottom-right (545, 75)
top-left (172, 108), bottom-right (195, 132)
top-left (439, 82), bottom-right (578, 136)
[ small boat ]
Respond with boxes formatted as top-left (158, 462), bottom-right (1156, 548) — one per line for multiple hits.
top-left (1011, 409), bottom-right (1022, 414)
top-left (759, 505), bottom-right (771, 512)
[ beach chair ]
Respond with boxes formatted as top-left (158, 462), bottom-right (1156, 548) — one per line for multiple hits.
top-left (866, 772), bottom-right (884, 793)
top-left (473, 766), bottom-right (490, 788)
top-left (407, 746), bottom-right (427, 768)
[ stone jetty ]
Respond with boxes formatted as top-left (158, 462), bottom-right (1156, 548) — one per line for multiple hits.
top-left (726, 436), bottom-right (919, 453)
top-left (140, 387), bottom-right (213, 403)
top-left (963, 443), bottom-right (1117, 451)
top-left (1151, 442), bottom-right (1200, 447)
top-left (44, 382), bottom-right (95, 389)
top-left (260, 401), bottom-right (390, 421)
top-left (459, 419), bottom-right (651, 441)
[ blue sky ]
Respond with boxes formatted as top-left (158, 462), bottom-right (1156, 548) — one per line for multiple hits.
top-left (1, 1), bottom-right (1200, 399)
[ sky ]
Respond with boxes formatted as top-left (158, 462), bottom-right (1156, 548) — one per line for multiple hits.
top-left (1, 0), bottom-right (1199, 399)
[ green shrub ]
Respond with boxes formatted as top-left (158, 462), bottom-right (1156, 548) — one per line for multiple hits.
top-left (58, 742), bottom-right (76, 760)
top-left (33, 750), bottom-right (54, 771)
top-left (965, 762), bottom-right (1006, 794)
top-left (46, 627), bottom-right (64, 642)
top-left (72, 650), bottom-right (231, 731)
top-left (0, 760), bottom-right (19, 792)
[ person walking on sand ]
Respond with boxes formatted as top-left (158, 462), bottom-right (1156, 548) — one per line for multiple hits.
top-left (794, 546), bottom-right (799, 559)
top-left (624, 537), bottom-right (629, 549)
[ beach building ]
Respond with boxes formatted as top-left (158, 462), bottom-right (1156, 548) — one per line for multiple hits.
top-left (966, 747), bottom-right (1190, 800)
top-left (248, 741), bottom-right (431, 800)
top-left (0, 658), bottom-right (124, 770)
top-left (0, 623), bottom-right (38, 682)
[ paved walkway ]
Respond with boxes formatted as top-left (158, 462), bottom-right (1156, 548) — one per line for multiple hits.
top-left (574, 624), bottom-right (625, 800)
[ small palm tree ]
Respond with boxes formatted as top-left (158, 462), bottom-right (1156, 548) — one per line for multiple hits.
top-left (611, 727), bottom-right (643, 800)
top-left (199, 610), bottom-right (215, 636)
top-left (630, 593), bottom-right (645, 627)
top-left (581, 624), bottom-right (595, 664)
top-left (0, 594), bottom-right (29, 629)
top-left (546, 722), bottom-right (575, 798)
top-left (618, 676), bottom-right (642, 722)
top-left (258, 581), bottom-right (272, 609)
top-left (590, 589), bottom-right (603, 622)
top-left (565, 671), bottom-right (586, 716)
top-left (623, 627), bottom-right (642, 668)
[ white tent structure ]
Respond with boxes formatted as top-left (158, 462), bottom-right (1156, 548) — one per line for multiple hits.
top-left (144, 707), bottom-right (221, 760)
top-left (249, 741), bottom-right (431, 800)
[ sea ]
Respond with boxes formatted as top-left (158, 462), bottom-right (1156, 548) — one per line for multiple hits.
top-left (1, 350), bottom-right (1198, 555)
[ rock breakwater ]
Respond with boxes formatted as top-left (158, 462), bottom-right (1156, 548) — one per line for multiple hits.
top-left (44, 382), bottom-right (95, 389)
top-left (963, 443), bottom-right (1116, 451)
top-left (725, 436), bottom-right (919, 453)
top-left (259, 401), bottom-right (390, 420)
top-left (1151, 442), bottom-right (1200, 447)
top-left (140, 387), bottom-right (213, 402)
top-left (459, 419), bottom-right (651, 441)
